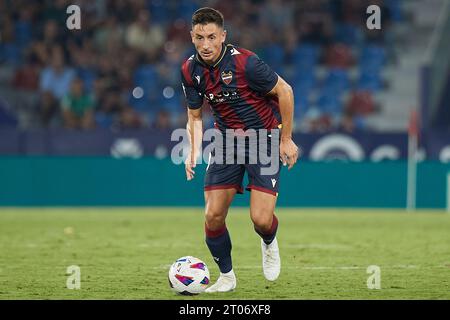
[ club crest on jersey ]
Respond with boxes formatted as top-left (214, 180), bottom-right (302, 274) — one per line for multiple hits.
top-left (221, 71), bottom-right (233, 85)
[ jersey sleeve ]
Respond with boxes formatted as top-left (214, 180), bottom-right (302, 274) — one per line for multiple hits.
top-left (180, 68), bottom-right (203, 109)
top-left (245, 54), bottom-right (279, 95)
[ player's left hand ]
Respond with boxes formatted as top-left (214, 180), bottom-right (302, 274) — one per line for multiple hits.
top-left (280, 137), bottom-right (299, 170)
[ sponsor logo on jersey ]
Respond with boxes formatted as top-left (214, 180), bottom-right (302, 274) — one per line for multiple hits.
top-left (205, 89), bottom-right (240, 104)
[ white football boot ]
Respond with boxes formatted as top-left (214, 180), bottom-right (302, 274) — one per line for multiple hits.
top-left (261, 237), bottom-right (281, 281)
top-left (205, 269), bottom-right (236, 293)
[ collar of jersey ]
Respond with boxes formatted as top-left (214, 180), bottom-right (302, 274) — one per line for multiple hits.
top-left (195, 44), bottom-right (230, 69)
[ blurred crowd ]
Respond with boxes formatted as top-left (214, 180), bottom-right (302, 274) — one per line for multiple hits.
top-left (0, 0), bottom-right (403, 132)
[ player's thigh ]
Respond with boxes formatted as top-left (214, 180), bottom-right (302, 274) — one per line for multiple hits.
top-left (204, 162), bottom-right (245, 194)
top-left (245, 158), bottom-right (281, 198)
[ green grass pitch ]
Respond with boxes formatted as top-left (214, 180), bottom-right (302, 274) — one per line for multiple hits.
top-left (0, 208), bottom-right (449, 299)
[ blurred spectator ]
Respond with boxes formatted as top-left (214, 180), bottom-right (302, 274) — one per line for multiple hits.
top-left (297, 0), bottom-right (334, 44)
top-left (61, 77), bottom-right (95, 129)
top-left (125, 10), bottom-right (165, 57)
top-left (340, 90), bottom-right (378, 132)
top-left (0, 0), bottom-right (399, 133)
top-left (93, 16), bottom-right (125, 54)
top-left (336, 0), bottom-right (365, 25)
top-left (69, 43), bottom-right (95, 90)
top-left (119, 106), bottom-right (144, 129)
top-left (0, 97), bottom-right (18, 127)
top-left (42, 0), bottom-right (69, 26)
top-left (340, 109), bottom-right (368, 133)
top-left (12, 52), bottom-right (40, 91)
top-left (324, 43), bottom-right (354, 68)
top-left (152, 109), bottom-right (171, 130)
top-left (260, 0), bottom-right (295, 32)
top-left (346, 90), bottom-right (377, 116)
top-left (39, 46), bottom-right (75, 126)
top-left (0, 17), bottom-right (22, 66)
top-left (92, 62), bottom-right (123, 129)
top-left (305, 109), bottom-right (334, 133)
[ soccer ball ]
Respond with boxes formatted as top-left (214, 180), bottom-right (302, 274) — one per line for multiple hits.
top-left (168, 256), bottom-right (210, 295)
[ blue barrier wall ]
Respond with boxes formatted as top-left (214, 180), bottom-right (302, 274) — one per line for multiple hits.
top-left (0, 157), bottom-right (448, 208)
top-left (1, 128), bottom-right (450, 162)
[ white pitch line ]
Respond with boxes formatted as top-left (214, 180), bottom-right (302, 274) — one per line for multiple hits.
top-left (138, 243), bottom-right (354, 249)
top-left (283, 244), bottom-right (353, 250)
top-left (214, 265), bottom-right (419, 270)
top-left (152, 265), bottom-right (421, 270)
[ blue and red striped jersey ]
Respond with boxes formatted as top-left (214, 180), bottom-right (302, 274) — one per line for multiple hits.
top-left (181, 44), bottom-right (281, 132)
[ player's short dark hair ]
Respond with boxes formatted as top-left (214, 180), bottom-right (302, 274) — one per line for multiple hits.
top-left (192, 7), bottom-right (224, 28)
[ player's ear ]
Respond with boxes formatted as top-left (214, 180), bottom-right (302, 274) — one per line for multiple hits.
top-left (190, 30), bottom-right (194, 43)
top-left (222, 29), bottom-right (227, 42)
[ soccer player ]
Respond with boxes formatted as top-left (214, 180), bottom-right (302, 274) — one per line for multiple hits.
top-left (181, 7), bottom-right (299, 293)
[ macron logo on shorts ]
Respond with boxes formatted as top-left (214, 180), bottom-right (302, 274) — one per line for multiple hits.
top-left (271, 179), bottom-right (277, 188)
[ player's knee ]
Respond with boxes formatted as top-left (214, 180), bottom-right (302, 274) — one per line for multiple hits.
top-left (251, 213), bottom-right (273, 233)
top-left (205, 208), bottom-right (226, 230)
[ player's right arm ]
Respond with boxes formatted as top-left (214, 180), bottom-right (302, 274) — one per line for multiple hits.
top-left (180, 60), bottom-right (204, 180)
top-left (185, 107), bottom-right (203, 180)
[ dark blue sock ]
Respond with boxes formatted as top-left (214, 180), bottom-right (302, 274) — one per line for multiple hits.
top-left (205, 223), bottom-right (233, 273)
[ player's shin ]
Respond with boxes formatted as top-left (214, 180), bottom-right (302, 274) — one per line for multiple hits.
top-left (204, 223), bottom-right (233, 273)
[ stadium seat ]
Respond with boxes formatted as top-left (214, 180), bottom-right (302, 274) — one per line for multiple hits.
top-left (359, 59), bottom-right (384, 75)
top-left (292, 68), bottom-right (316, 93)
top-left (316, 89), bottom-right (343, 116)
top-left (128, 90), bottom-right (149, 111)
top-left (359, 44), bottom-right (387, 67)
top-left (159, 91), bottom-right (183, 114)
top-left (386, 0), bottom-right (404, 22)
top-left (293, 43), bottom-right (320, 68)
top-left (14, 20), bottom-right (32, 48)
top-left (94, 112), bottom-right (114, 128)
top-left (76, 68), bottom-right (96, 93)
top-left (175, 0), bottom-right (200, 22)
top-left (260, 44), bottom-right (284, 73)
top-left (0, 43), bottom-right (21, 65)
top-left (134, 65), bottom-right (157, 86)
top-left (357, 71), bottom-right (383, 92)
top-left (147, 1), bottom-right (170, 25)
top-left (293, 91), bottom-right (310, 120)
top-left (0, 99), bottom-right (18, 126)
top-left (133, 65), bottom-right (159, 100)
top-left (334, 23), bottom-right (363, 46)
top-left (322, 68), bottom-right (350, 93)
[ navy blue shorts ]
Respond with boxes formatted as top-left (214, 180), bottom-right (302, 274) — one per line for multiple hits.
top-left (204, 130), bottom-right (281, 196)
